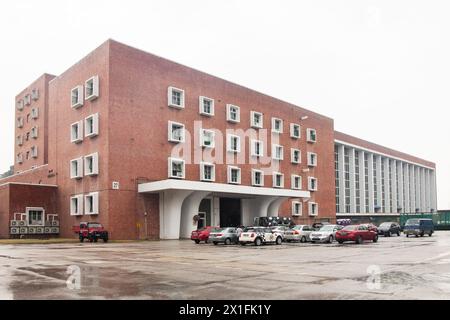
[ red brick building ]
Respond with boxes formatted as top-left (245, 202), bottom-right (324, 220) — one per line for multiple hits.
top-left (0, 40), bottom-right (437, 239)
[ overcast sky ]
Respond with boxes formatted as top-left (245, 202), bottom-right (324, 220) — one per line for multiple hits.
top-left (0, 0), bottom-right (449, 208)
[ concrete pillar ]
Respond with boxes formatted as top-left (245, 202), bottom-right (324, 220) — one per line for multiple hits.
top-left (349, 148), bottom-right (356, 213)
top-left (420, 168), bottom-right (426, 212)
top-left (359, 151), bottom-right (366, 213)
top-left (415, 166), bottom-right (421, 212)
top-left (338, 144), bottom-right (346, 213)
top-left (430, 170), bottom-right (437, 211)
top-left (267, 197), bottom-right (287, 216)
top-left (425, 170), bottom-right (431, 212)
top-left (404, 164), bottom-right (410, 213)
top-left (383, 158), bottom-right (390, 213)
top-left (392, 160), bottom-right (398, 214)
top-left (159, 190), bottom-right (193, 239)
top-left (180, 191), bottom-right (211, 238)
top-left (397, 162), bottom-right (404, 213)
top-left (367, 153), bottom-right (375, 213)
top-left (241, 196), bottom-right (277, 226)
top-left (376, 155), bottom-right (383, 210)
top-left (409, 165), bottom-right (416, 212)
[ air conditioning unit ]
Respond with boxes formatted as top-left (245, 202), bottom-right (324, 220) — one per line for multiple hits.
top-left (51, 220), bottom-right (60, 227)
top-left (51, 227), bottom-right (60, 234)
top-left (10, 220), bottom-right (19, 227)
top-left (19, 227), bottom-right (28, 234)
top-left (44, 227), bottom-right (51, 234)
top-left (36, 227), bottom-right (44, 234)
top-left (18, 220), bottom-right (27, 227)
top-left (10, 227), bottom-right (20, 235)
top-left (28, 227), bottom-right (36, 234)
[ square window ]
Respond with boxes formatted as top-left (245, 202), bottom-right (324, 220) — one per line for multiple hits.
top-left (226, 104), bottom-right (240, 123)
top-left (291, 149), bottom-right (301, 164)
top-left (201, 129), bottom-right (215, 148)
top-left (84, 153), bottom-right (99, 176)
top-left (227, 134), bottom-right (241, 153)
top-left (71, 85), bottom-right (84, 108)
top-left (168, 86), bottom-right (185, 109)
top-left (273, 172), bottom-right (284, 188)
top-left (252, 169), bottom-right (264, 187)
top-left (272, 118), bottom-right (283, 133)
top-left (85, 76), bottom-right (99, 101)
top-left (168, 157), bottom-right (185, 179)
top-left (199, 96), bottom-right (214, 116)
top-left (168, 121), bottom-right (185, 143)
top-left (307, 152), bottom-right (317, 167)
top-left (200, 162), bottom-right (215, 182)
top-left (308, 177), bottom-right (318, 191)
top-left (85, 192), bottom-right (99, 215)
top-left (70, 195), bottom-right (83, 216)
top-left (272, 144), bottom-right (284, 160)
top-left (291, 175), bottom-right (302, 190)
top-left (251, 111), bottom-right (263, 128)
top-left (70, 158), bottom-right (83, 179)
top-left (228, 166), bottom-right (241, 184)
top-left (71, 121), bottom-right (83, 143)
top-left (292, 201), bottom-right (302, 216)
top-left (307, 128), bottom-right (317, 143)
top-left (309, 202), bottom-right (319, 216)
top-left (290, 123), bottom-right (301, 139)
top-left (85, 114), bottom-right (99, 138)
top-left (251, 140), bottom-right (264, 157)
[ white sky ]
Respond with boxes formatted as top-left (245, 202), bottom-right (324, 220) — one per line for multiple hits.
top-left (0, 0), bottom-right (449, 209)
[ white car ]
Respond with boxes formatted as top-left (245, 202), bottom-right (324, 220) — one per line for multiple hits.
top-left (284, 225), bottom-right (314, 243)
top-left (239, 227), bottom-right (283, 246)
top-left (309, 224), bottom-right (343, 243)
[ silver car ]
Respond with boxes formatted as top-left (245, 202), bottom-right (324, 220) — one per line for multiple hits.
top-left (209, 227), bottom-right (240, 245)
top-left (270, 225), bottom-right (291, 240)
top-left (284, 225), bottom-right (313, 243)
top-left (309, 224), bottom-right (343, 243)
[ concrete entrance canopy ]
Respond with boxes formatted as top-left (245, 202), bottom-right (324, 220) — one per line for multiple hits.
top-left (138, 180), bottom-right (310, 239)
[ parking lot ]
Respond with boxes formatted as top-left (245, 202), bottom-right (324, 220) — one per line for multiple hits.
top-left (1, 231), bottom-right (450, 299)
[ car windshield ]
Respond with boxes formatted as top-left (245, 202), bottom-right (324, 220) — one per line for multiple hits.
top-left (343, 225), bottom-right (358, 231)
top-left (319, 225), bottom-right (335, 232)
top-left (379, 223), bottom-right (391, 227)
top-left (405, 219), bottom-right (419, 226)
top-left (293, 226), bottom-right (303, 230)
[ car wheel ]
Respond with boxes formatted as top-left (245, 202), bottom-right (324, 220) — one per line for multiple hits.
top-left (213, 242), bottom-right (218, 245)
top-left (388, 231), bottom-right (392, 237)
top-left (338, 240), bottom-right (344, 244)
top-left (276, 236), bottom-right (282, 245)
top-left (373, 235), bottom-right (378, 243)
top-left (420, 232), bottom-right (424, 237)
top-left (89, 238), bottom-right (94, 243)
top-left (328, 235), bottom-right (334, 243)
top-left (406, 234), bottom-right (409, 238)
top-left (225, 238), bottom-right (231, 245)
top-left (429, 232), bottom-right (433, 237)
top-left (204, 239), bottom-right (209, 244)
top-left (103, 237), bottom-right (108, 243)
top-left (356, 236), bottom-right (363, 244)
top-left (254, 238), bottom-right (262, 246)
top-left (301, 236), bottom-right (307, 243)
top-left (194, 239), bottom-right (200, 244)
top-left (397, 232), bottom-right (401, 236)
top-left (240, 242), bottom-right (246, 246)
top-left (311, 241), bottom-right (316, 244)
top-left (79, 237), bottom-right (84, 243)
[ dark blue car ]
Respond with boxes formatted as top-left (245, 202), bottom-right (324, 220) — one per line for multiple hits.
top-left (404, 218), bottom-right (434, 237)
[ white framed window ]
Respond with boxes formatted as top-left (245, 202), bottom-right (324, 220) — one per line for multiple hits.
top-left (308, 177), bottom-right (318, 191)
top-left (307, 128), bottom-right (317, 143)
top-left (291, 148), bottom-right (301, 164)
top-left (30, 126), bottom-right (38, 139)
top-left (70, 195), bottom-right (84, 216)
top-left (17, 117), bottom-right (24, 128)
top-left (200, 162), bottom-right (215, 182)
top-left (31, 107), bottom-right (39, 119)
top-left (17, 135), bottom-right (23, 146)
top-left (200, 129), bottom-right (215, 148)
top-left (272, 144), bottom-right (284, 160)
top-left (71, 121), bottom-right (83, 143)
top-left (251, 139), bottom-right (264, 157)
top-left (227, 134), bottom-right (241, 153)
top-left (31, 89), bottom-right (39, 101)
top-left (307, 152), bottom-right (317, 167)
top-left (226, 104), bottom-right (240, 123)
top-left (250, 111), bottom-right (263, 128)
top-left (199, 96), bottom-right (214, 116)
top-left (168, 121), bottom-right (185, 143)
top-left (309, 202), bottom-right (319, 216)
top-left (84, 153), bottom-right (99, 176)
top-left (168, 86), bottom-right (185, 109)
top-left (85, 113), bottom-right (99, 138)
top-left (71, 85), bottom-right (84, 109)
top-left (168, 157), bottom-right (185, 179)
top-left (70, 158), bottom-right (83, 179)
top-left (273, 172), bottom-right (284, 188)
top-left (30, 146), bottom-right (38, 158)
top-left (272, 118), bottom-right (283, 134)
top-left (16, 153), bottom-right (23, 164)
top-left (291, 175), bottom-right (302, 190)
top-left (17, 99), bottom-right (24, 111)
top-left (85, 76), bottom-right (99, 101)
top-left (227, 166), bottom-right (241, 184)
top-left (24, 94), bottom-right (31, 106)
top-left (290, 123), bottom-right (301, 139)
top-left (85, 192), bottom-right (99, 215)
top-left (292, 201), bottom-right (302, 216)
top-left (252, 169), bottom-right (264, 187)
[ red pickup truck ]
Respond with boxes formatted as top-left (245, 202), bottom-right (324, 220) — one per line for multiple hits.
top-left (73, 222), bottom-right (109, 243)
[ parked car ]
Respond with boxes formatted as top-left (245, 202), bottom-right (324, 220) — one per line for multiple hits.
top-left (270, 225), bottom-right (291, 240)
top-left (284, 225), bottom-right (313, 243)
top-left (209, 227), bottom-right (240, 245)
top-left (191, 226), bottom-right (217, 244)
top-left (310, 224), bottom-right (343, 243)
top-left (404, 219), bottom-right (434, 237)
top-left (335, 224), bottom-right (378, 244)
top-left (239, 227), bottom-right (283, 246)
top-left (378, 222), bottom-right (401, 237)
top-left (73, 222), bottom-right (109, 243)
top-left (312, 222), bottom-right (330, 231)
top-left (361, 223), bottom-right (378, 233)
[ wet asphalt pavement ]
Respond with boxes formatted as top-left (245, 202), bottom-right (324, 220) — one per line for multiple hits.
top-left (1, 231), bottom-right (450, 300)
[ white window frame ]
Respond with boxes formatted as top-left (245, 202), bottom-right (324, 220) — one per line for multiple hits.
top-left (17, 99), bottom-right (24, 111)
top-left (291, 148), bottom-right (301, 164)
top-left (31, 89), bottom-right (39, 101)
top-left (168, 86), bottom-right (185, 109)
top-left (85, 192), bottom-right (99, 215)
top-left (17, 117), bottom-right (24, 128)
top-left (308, 177), bottom-right (318, 191)
top-left (292, 201), bottom-right (303, 216)
top-left (290, 123), bottom-right (301, 139)
top-left (273, 172), bottom-right (284, 188)
top-left (227, 166), bottom-right (241, 184)
top-left (31, 107), bottom-right (39, 119)
top-left (30, 146), bottom-right (38, 158)
top-left (309, 202), bottom-right (319, 216)
top-left (85, 75), bottom-right (99, 101)
top-left (227, 134), bottom-right (241, 153)
top-left (30, 126), bottom-right (38, 139)
top-left (250, 111), bottom-right (263, 129)
top-left (17, 135), bottom-right (23, 146)
top-left (70, 157), bottom-right (83, 179)
top-left (71, 121), bottom-right (83, 143)
top-left (16, 153), bottom-right (23, 164)
top-left (200, 129), bottom-right (215, 148)
top-left (84, 153), bottom-right (99, 176)
top-left (251, 139), bottom-right (264, 157)
top-left (85, 113), bottom-right (99, 138)
top-left (252, 169), bottom-right (264, 187)
top-left (168, 121), bottom-right (185, 143)
top-left (199, 96), bottom-right (214, 116)
top-left (200, 162), bottom-right (215, 182)
top-left (307, 152), bottom-right (318, 167)
top-left (307, 128), bottom-right (317, 143)
top-left (291, 175), bottom-right (302, 190)
top-left (272, 117), bottom-right (283, 134)
top-left (272, 144), bottom-right (284, 160)
top-left (70, 195), bottom-right (84, 216)
top-left (226, 104), bottom-right (240, 123)
top-left (71, 85), bottom-right (84, 109)
top-left (24, 94), bottom-right (31, 106)
top-left (168, 157), bottom-right (185, 179)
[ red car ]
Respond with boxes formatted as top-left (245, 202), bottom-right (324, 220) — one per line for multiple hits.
top-left (335, 224), bottom-right (378, 244)
top-left (191, 226), bottom-right (217, 244)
